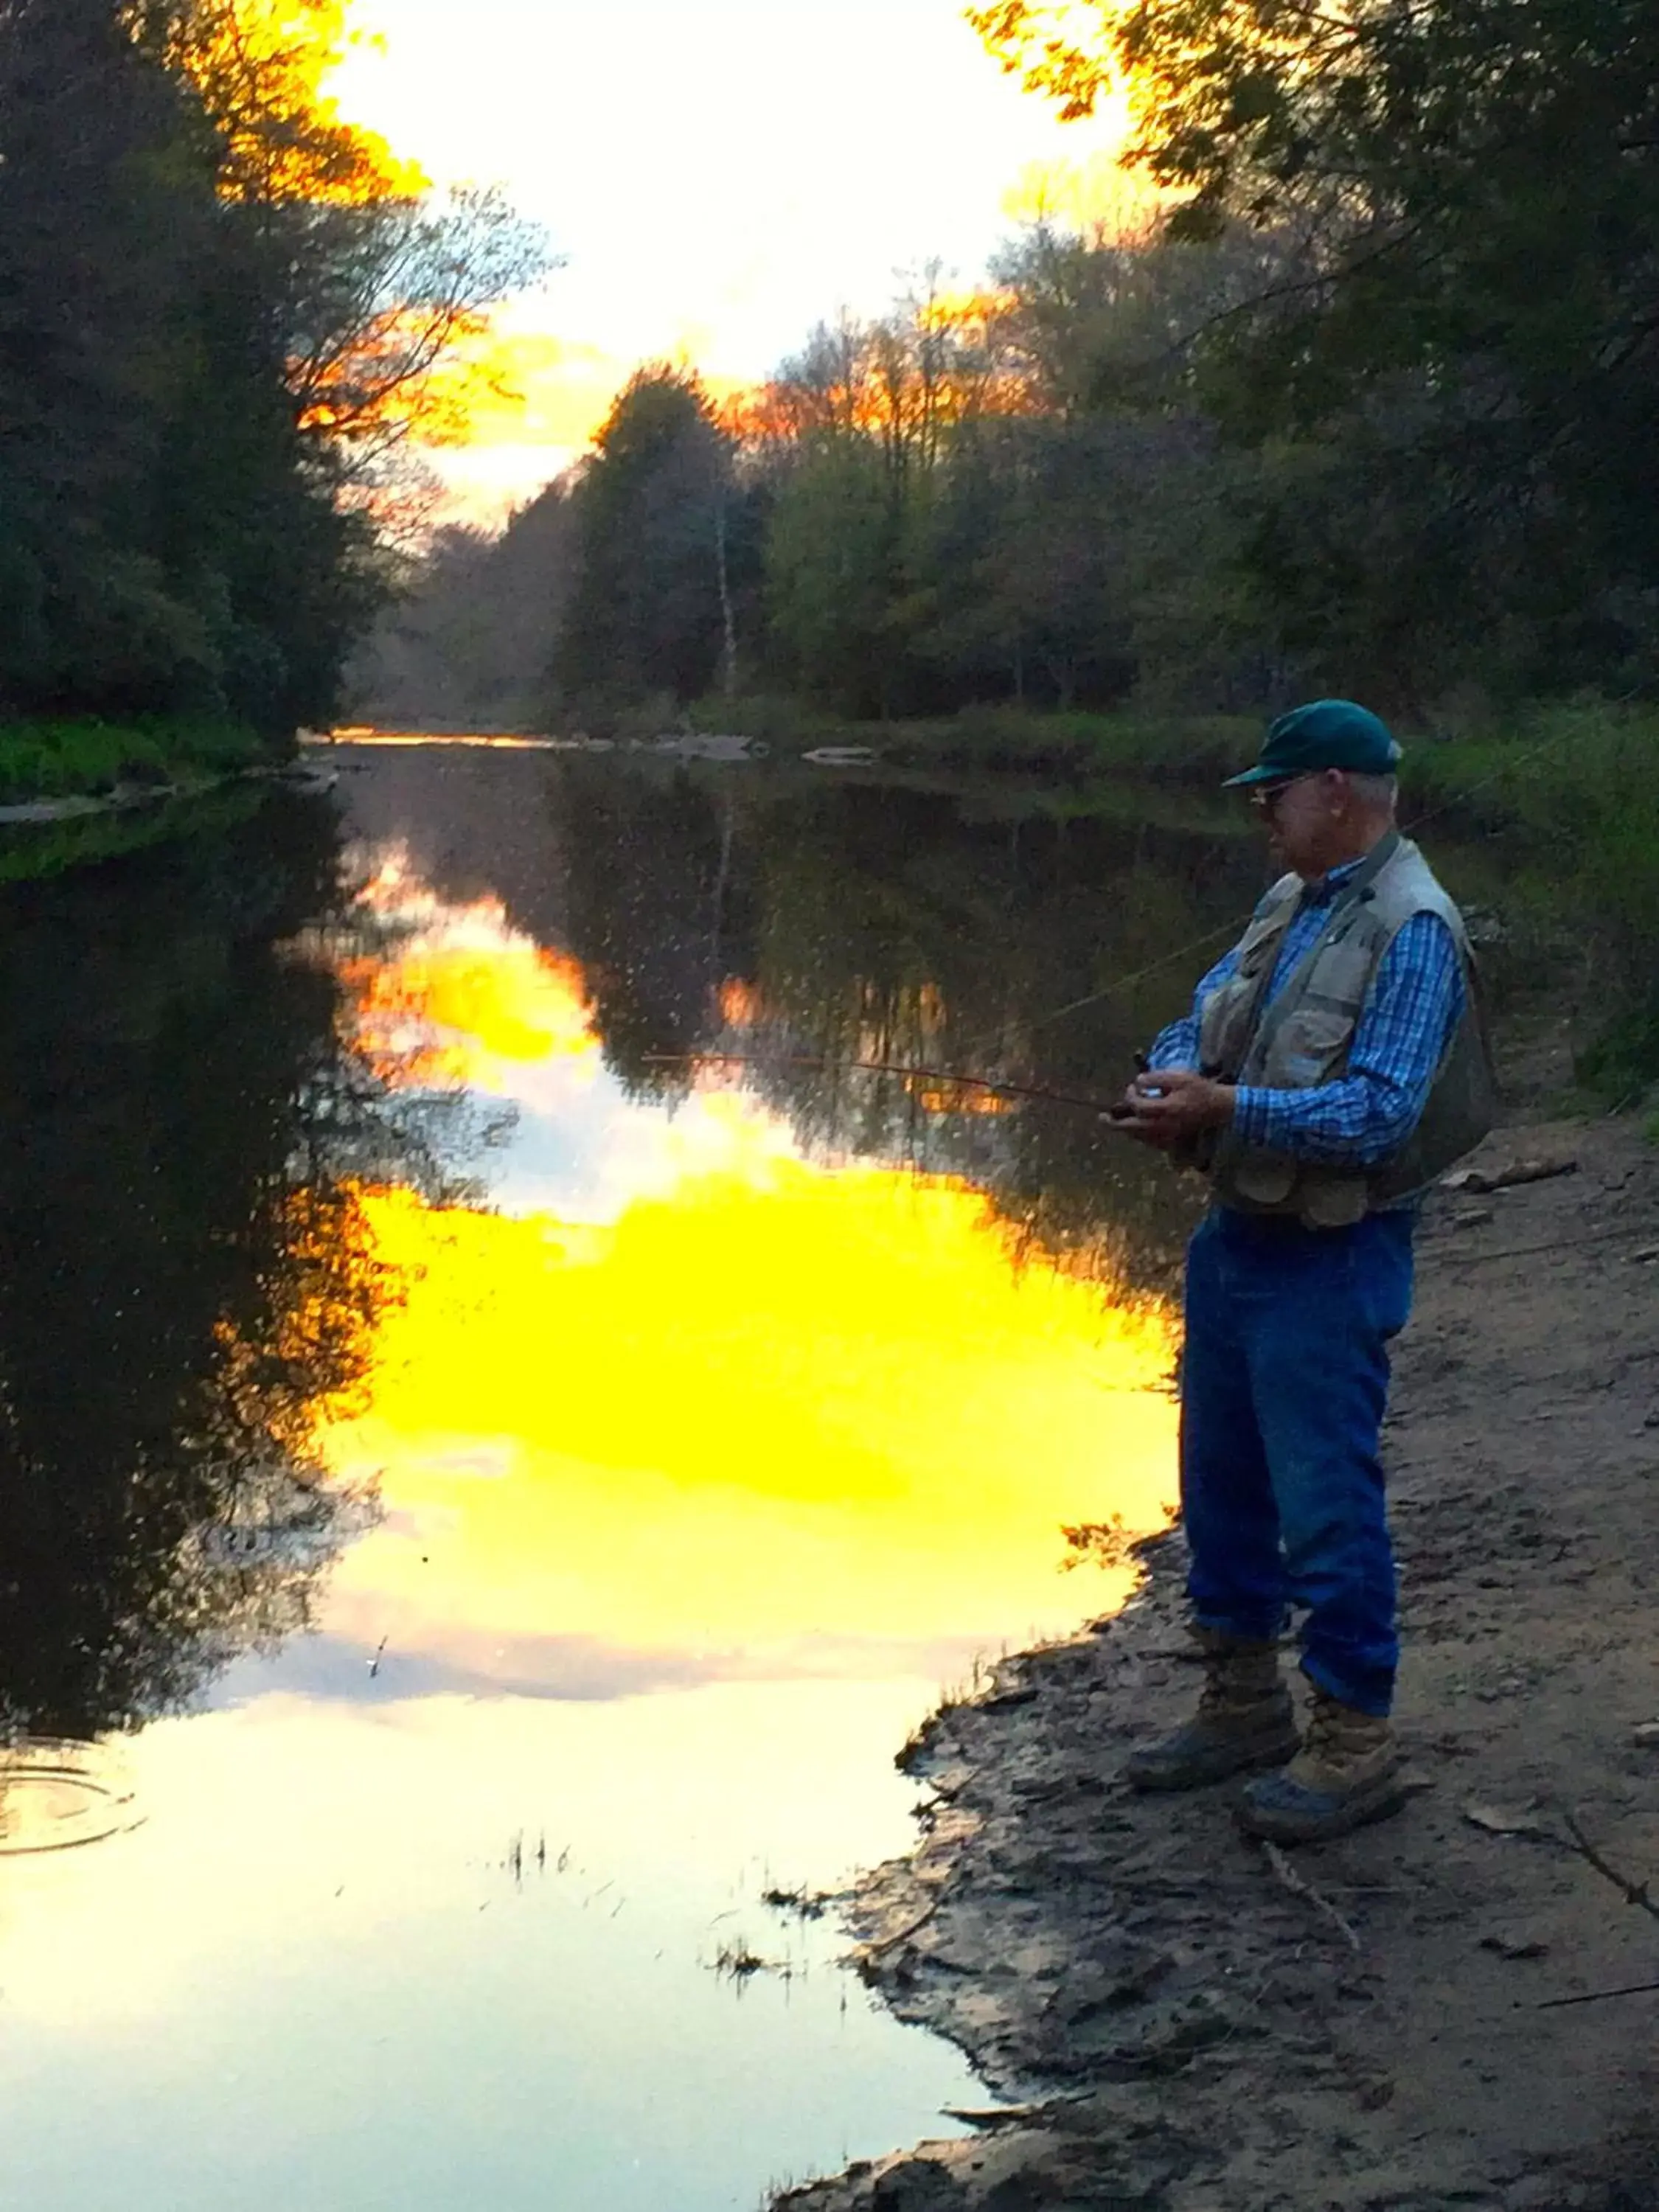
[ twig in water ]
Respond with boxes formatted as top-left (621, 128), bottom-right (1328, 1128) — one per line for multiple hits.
top-left (1259, 1840), bottom-right (1363, 1955)
top-left (1560, 1810), bottom-right (1659, 1923)
top-left (712, 1938), bottom-right (778, 1982)
top-left (762, 1884), bottom-right (829, 1920)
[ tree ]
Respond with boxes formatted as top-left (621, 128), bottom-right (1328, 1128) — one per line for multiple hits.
top-left (0, 0), bottom-right (548, 738)
top-left (156, 1), bottom-right (552, 474)
top-left (0, 0), bottom-right (229, 717)
top-left (549, 369), bottom-right (744, 723)
top-left (348, 490), bottom-right (581, 728)
top-left (972, 0), bottom-right (1659, 698)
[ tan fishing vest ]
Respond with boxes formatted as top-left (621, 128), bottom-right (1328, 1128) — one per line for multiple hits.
top-left (1196, 833), bottom-right (1497, 1228)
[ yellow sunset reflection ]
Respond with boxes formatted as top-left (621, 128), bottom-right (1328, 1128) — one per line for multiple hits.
top-left (339, 856), bottom-right (601, 1093)
top-left (316, 1164), bottom-right (1180, 1685)
top-left (303, 853), bottom-right (1180, 1696)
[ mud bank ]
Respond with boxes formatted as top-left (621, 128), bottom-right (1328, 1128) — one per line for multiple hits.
top-left (0, 758), bottom-right (330, 827)
top-left (784, 1121), bottom-right (1659, 2212)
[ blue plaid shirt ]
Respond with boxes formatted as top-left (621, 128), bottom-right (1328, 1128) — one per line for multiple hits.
top-left (1148, 858), bottom-right (1466, 1166)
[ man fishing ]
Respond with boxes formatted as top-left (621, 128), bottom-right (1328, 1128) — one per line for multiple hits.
top-left (1116, 699), bottom-right (1495, 1844)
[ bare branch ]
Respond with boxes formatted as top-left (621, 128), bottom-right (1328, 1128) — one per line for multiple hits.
top-left (1259, 1839), bottom-right (1363, 1954)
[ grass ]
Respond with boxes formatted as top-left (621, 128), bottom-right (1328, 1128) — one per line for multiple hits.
top-left (0, 715), bottom-right (279, 805)
top-left (688, 689), bottom-right (1659, 820)
top-left (0, 782), bottom-right (265, 884)
top-left (686, 693), bottom-right (1259, 777)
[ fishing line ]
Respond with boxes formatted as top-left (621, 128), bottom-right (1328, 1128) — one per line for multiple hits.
top-left (952, 714), bottom-right (1582, 1060)
top-left (642, 1050), bottom-right (1124, 1117)
top-left (658, 709), bottom-right (1604, 1107)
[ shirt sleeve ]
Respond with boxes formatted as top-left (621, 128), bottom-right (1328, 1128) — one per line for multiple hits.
top-left (1144, 947), bottom-right (1242, 1073)
top-left (1229, 913), bottom-right (1466, 1166)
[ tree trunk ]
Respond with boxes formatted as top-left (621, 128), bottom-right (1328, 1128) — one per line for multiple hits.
top-left (714, 501), bottom-right (738, 700)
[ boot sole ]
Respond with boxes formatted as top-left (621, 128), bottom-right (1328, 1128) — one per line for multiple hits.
top-left (1234, 1774), bottom-right (1408, 1844)
top-left (1125, 1725), bottom-right (1301, 1794)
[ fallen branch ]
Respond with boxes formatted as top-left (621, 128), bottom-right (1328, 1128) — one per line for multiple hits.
top-left (1560, 1809), bottom-right (1659, 1923)
top-left (1534, 1979), bottom-right (1659, 2011)
top-left (1438, 1224), bottom-right (1635, 1268)
top-left (860, 1898), bottom-right (942, 1958)
top-left (1260, 1839), bottom-right (1362, 1955)
top-left (940, 2101), bottom-right (1079, 2128)
top-left (1442, 1155), bottom-right (1577, 1195)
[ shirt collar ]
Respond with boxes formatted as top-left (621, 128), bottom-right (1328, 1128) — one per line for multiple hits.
top-left (1298, 856), bottom-right (1366, 908)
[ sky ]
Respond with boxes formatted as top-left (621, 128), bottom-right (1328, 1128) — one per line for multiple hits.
top-left (332, 0), bottom-right (1131, 518)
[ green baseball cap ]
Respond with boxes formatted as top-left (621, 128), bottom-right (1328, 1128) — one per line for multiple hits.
top-left (1223, 698), bottom-right (1402, 788)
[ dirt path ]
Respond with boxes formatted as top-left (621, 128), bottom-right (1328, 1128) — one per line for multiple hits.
top-left (782, 1121), bottom-right (1659, 2212)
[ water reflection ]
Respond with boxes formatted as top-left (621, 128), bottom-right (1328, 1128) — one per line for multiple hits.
top-left (303, 784), bottom-right (1192, 1691)
top-left (0, 1740), bottom-right (140, 1856)
top-left (0, 750), bottom-right (1250, 2212)
top-left (0, 799), bottom-right (408, 1741)
top-left (549, 757), bottom-right (1262, 1296)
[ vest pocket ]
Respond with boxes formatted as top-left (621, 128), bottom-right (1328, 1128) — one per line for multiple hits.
top-left (1271, 1007), bottom-right (1352, 1087)
top-left (1310, 936), bottom-right (1377, 1006)
top-left (1231, 1150), bottom-right (1298, 1206)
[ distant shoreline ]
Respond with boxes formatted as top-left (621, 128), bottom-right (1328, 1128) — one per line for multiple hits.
top-left (0, 716), bottom-right (285, 814)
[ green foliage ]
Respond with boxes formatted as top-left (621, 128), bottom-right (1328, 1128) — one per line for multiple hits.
top-left (765, 442), bottom-right (905, 717)
top-left (974, 0), bottom-right (1659, 703)
top-left (0, 0), bottom-right (346, 735)
top-left (549, 369), bottom-right (754, 727)
top-left (0, 0), bottom-right (542, 773)
top-left (0, 716), bottom-right (271, 803)
top-left (357, 2), bottom-right (1659, 791)
top-left (0, 781), bottom-right (265, 883)
top-left (349, 497), bottom-right (580, 730)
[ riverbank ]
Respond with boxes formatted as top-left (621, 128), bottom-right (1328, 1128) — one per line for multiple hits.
top-left (684, 695), bottom-right (1658, 811)
top-left (0, 721), bottom-right (328, 884)
top-left (0, 715), bottom-right (280, 807)
top-left (782, 1116), bottom-right (1659, 2212)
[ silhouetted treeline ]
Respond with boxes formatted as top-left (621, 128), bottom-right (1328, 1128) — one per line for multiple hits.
top-left (0, 0), bottom-right (541, 740)
top-left (360, 0), bottom-right (1659, 733)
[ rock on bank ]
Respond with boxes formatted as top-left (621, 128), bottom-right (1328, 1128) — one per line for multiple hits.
top-left (781, 1123), bottom-right (1659, 2212)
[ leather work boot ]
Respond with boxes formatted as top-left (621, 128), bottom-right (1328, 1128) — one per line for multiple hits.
top-left (1124, 1630), bottom-right (1300, 1792)
top-left (1235, 1687), bottom-right (1406, 1844)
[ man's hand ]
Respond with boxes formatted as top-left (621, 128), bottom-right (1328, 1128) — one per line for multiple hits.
top-left (1113, 1068), bottom-right (1237, 1148)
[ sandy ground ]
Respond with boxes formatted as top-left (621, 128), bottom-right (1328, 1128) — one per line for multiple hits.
top-left (779, 1119), bottom-right (1659, 2212)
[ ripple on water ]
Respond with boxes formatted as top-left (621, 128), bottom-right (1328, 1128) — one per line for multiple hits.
top-left (0, 1739), bottom-right (141, 1856)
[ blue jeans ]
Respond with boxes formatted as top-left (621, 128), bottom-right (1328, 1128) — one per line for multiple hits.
top-left (1180, 1206), bottom-right (1416, 1718)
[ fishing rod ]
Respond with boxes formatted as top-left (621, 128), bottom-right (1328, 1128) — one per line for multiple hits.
top-left (642, 1050), bottom-right (1144, 1121)
top-left (655, 709), bottom-right (1601, 1110)
top-left (943, 709), bottom-right (1606, 1064)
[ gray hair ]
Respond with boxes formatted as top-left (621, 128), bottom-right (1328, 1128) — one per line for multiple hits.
top-left (1345, 771), bottom-right (1399, 814)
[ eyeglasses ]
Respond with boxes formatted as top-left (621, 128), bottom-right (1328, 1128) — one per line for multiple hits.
top-left (1248, 774), bottom-right (1312, 816)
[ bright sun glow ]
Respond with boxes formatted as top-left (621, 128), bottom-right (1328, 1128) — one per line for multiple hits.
top-left (327, 0), bottom-right (1135, 518)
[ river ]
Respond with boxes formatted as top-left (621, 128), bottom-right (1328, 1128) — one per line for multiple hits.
top-left (0, 741), bottom-right (1263, 2211)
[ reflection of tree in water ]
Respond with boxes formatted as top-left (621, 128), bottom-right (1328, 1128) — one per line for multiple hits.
top-left (552, 759), bottom-right (1265, 1297)
top-left (285, 848), bottom-right (521, 1213)
top-left (0, 795), bottom-right (449, 1740)
top-left (551, 764), bottom-right (756, 1088)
